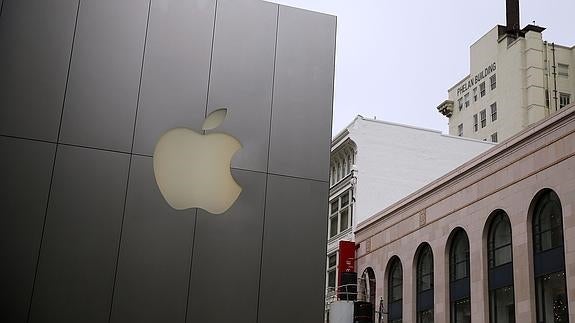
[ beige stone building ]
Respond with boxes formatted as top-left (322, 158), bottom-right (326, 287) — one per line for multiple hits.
top-left (355, 103), bottom-right (575, 322)
top-left (437, 9), bottom-right (574, 143)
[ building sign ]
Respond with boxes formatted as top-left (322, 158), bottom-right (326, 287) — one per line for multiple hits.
top-left (457, 62), bottom-right (497, 96)
top-left (338, 240), bottom-right (355, 284)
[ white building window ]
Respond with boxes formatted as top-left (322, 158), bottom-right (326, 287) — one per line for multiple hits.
top-left (559, 93), bottom-right (571, 108)
top-left (480, 82), bottom-right (486, 97)
top-left (329, 189), bottom-right (353, 238)
top-left (490, 74), bottom-right (496, 90)
top-left (480, 109), bottom-right (487, 128)
top-left (464, 93), bottom-right (470, 108)
top-left (491, 132), bottom-right (498, 143)
top-left (473, 88), bottom-right (478, 102)
top-left (473, 114), bottom-right (478, 132)
top-left (458, 123), bottom-right (463, 137)
top-left (458, 98), bottom-right (463, 111)
top-left (558, 63), bottom-right (569, 77)
top-left (491, 102), bottom-right (497, 121)
top-left (327, 253), bottom-right (337, 290)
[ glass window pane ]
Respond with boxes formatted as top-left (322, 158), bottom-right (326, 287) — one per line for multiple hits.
top-left (340, 208), bottom-right (349, 231)
top-left (490, 286), bottom-right (515, 323)
top-left (419, 273), bottom-right (432, 291)
top-left (452, 298), bottom-right (471, 323)
top-left (536, 271), bottom-right (569, 323)
top-left (389, 260), bottom-right (403, 303)
top-left (418, 247), bottom-right (433, 292)
top-left (534, 191), bottom-right (564, 252)
top-left (330, 216), bottom-right (338, 238)
top-left (418, 309), bottom-right (434, 323)
top-left (455, 262), bottom-right (467, 280)
top-left (493, 221), bottom-right (511, 248)
top-left (328, 269), bottom-right (336, 289)
top-left (341, 192), bottom-right (349, 206)
top-left (494, 246), bottom-right (512, 267)
top-left (330, 200), bottom-right (338, 214)
top-left (328, 254), bottom-right (337, 268)
top-left (450, 232), bottom-right (469, 281)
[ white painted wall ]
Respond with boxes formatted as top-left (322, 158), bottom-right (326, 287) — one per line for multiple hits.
top-left (347, 117), bottom-right (494, 225)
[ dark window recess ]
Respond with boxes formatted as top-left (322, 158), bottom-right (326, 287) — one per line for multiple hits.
top-left (450, 230), bottom-right (471, 323)
top-left (491, 102), bottom-right (497, 121)
top-left (490, 74), bottom-right (497, 90)
top-left (473, 114), bottom-right (478, 132)
top-left (531, 190), bottom-right (569, 322)
top-left (388, 258), bottom-right (403, 322)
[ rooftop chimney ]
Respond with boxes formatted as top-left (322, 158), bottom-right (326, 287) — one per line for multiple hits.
top-left (506, 0), bottom-right (520, 33)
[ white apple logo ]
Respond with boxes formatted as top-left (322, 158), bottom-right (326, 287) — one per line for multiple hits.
top-left (153, 108), bottom-right (242, 214)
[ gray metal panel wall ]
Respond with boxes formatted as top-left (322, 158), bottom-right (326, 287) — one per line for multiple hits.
top-left (0, 0), bottom-right (335, 322)
top-left (0, 137), bottom-right (56, 323)
top-left (207, 0), bottom-right (278, 172)
top-left (132, 0), bottom-right (215, 156)
top-left (110, 155), bottom-right (197, 323)
top-left (187, 169), bottom-right (267, 323)
top-left (268, 6), bottom-right (336, 182)
top-left (28, 146), bottom-right (130, 323)
top-left (58, 0), bottom-right (149, 152)
top-left (0, 0), bottom-right (78, 141)
top-left (258, 174), bottom-right (329, 323)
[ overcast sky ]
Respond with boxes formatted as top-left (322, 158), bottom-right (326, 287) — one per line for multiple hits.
top-left (268, 0), bottom-right (575, 135)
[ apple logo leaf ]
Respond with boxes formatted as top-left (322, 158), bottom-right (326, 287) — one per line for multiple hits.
top-left (202, 108), bottom-right (228, 131)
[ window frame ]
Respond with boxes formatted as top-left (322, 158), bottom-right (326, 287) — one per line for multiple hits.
top-left (458, 123), bottom-right (463, 137)
top-left (328, 189), bottom-right (353, 239)
top-left (450, 231), bottom-right (470, 282)
top-left (490, 102), bottom-right (497, 121)
top-left (488, 212), bottom-right (512, 269)
top-left (480, 109), bottom-right (487, 128)
top-left (327, 252), bottom-right (338, 290)
top-left (533, 191), bottom-right (564, 253)
top-left (473, 114), bottom-right (478, 132)
top-left (480, 82), bottom-right (486, 97)
top-left (491, 132), bottom-right (498, 143)
top-left (490, 74), bottom-right (497, 90)
top-left (387, 257), bottom-right (403, 322)
top-left (558, 63), bottom-right (569, 77)
top-left (559, 92), bottom-right (571, 109)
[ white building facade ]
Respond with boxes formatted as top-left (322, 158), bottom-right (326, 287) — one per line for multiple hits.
top-left (437, 25), bottom-right (574, 143)
top-left (326, 117), bottom-right (494, 311)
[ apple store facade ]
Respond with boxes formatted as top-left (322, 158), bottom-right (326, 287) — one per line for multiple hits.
top-left (0, 1), bottom-right (336, 322)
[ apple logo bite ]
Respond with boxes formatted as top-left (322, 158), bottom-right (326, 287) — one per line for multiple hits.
top-left (153, 108), bottom-right (242, 214)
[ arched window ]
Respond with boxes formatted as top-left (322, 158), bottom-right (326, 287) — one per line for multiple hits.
top-left (487, 211), bottom-right (515, 323)
top-left (359, 267), bottom-right (376, 322)
top-left (531, 190), bottom-right (569, 322)
top-left (387, 257), bottom-right (403, 323)
top-left (416, 244), bottom-right (434, 323)
top-left (449, 229), bottom-right (470, 323)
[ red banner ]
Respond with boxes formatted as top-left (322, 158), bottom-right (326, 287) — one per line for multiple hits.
top-left (337, 240), bottom-right (355, 286)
